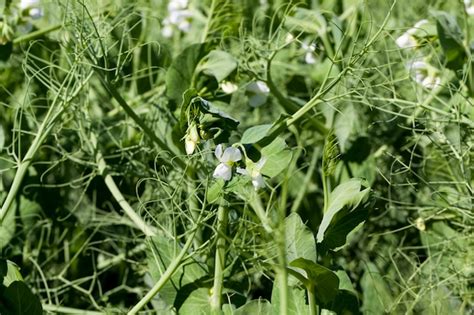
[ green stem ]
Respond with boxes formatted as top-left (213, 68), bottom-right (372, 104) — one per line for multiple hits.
top-left (291, 147), bottom-right (319, 213)
top-left (277, 178), bottom-right (289, 315)
top-left (0, 70), bottom-right (92, 223)
top-left (127, 226), bottom-right (198, 315)
top-left (308, 285), bottom-right (317, 315)
top-left (321, 169), bottom-right (329, 214)
top-left (92, 133), bottom-right (156, 237)
top-left (13, 24), bottom-right (62, 44)
top-left (247, 192), bottom-right (272, 233)
top-left (276, 226), bottom-right (288, 315)
top-left (266, 55), bottom-right (328, 136)
top-left (256, 1), bottom-right (397, 148)
top-left (210, 203), bottom-right (228, 314)
top-left (97, 76), bottom-right (186, 170)
top-left (187, 170), bottom-right (203, 250)
top-left (42, 304), bottom-right (105, 315)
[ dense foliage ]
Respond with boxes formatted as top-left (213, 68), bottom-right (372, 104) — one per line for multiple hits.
top-left (0, 0), bottom-right (472, 314)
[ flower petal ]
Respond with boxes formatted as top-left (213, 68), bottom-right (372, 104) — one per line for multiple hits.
top-left (305, 52), bottom-right (316, 64)
top-left (236, 167), bottom-right (248, 176)
top-left (185, 137), bottom-right (196, 155)
top-left (246, 81), bottom-right (270, 94)
top-left (251, 174), bottom-right (265, 190)
top-left (213, 163), bottom-right (232, 181)
top-left (215, 144), bottom-right (224, 160)
top-left (222, 147), bottom-right (242, 163)
top-left (161, 25), bottom-right (174, 38)
top-left (396, 33), bottom-right (417, 49)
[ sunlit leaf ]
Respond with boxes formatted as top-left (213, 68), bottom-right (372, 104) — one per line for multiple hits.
top-left (234, 299), bottom-right (272, 315)
top-left (197, 50), bottom-right (237, 82)
top-left (317, 178), bottom-right (370, 251)
top-left (285, 213), bottom-right (316, 263)
top-left (241, 124), bottom-right (272, 144)
top-left (289, 258), bottom-right (339, 305)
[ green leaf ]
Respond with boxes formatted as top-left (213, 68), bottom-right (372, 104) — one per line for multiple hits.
top-left (335, 270), bottom-right (357, 296)
top-left (289, 258), bottom-right (339, 305)
top-left (234, 299), bottom-right (273, 315)
top-left (433, 11), bottom-right (466, 71)
top-left (361, 263), bottom-right (393, 314)
top-left (260, 137), bottom-right (292, 178)
top-left (285, 213), bottom-right (316, 264)
top-left (166, 43), bottom-right (209, 104)
top-left (147, 235), bottom-right (207, 308)
top-left (178, 88), bottom-right (199, 130)
top-left (241, 124), bottom-right (273, 144)
top-left (326, 289), bottom-right (361, 315)
top-left (3, 261), bottom-right (23, 288)
top-left (207, 179), bottom-right (225, 204)
top-left (0, 198), bottom-right (16, 251)
top-left (1, 281), bottom-right (43, 315)
top-left (197, 50), bottom-right (237, 82)
top-left (271, 276), bottom-right (310, 315)
top-left (178, 288), bottom-right (210, 314)
top-left (316, 178), bottom-right (370, 251)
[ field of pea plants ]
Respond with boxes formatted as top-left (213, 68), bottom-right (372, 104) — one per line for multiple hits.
top-left (0, 0), bottom-right (472, 314)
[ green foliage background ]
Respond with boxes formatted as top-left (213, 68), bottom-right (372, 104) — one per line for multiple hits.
top-left (0, 0), bottom-right (472, 314)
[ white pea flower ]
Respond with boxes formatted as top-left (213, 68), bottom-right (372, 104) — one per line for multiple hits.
top-left (161, 0), bottom-right (193, 37)
top-left (184, 123), bottom-right (200, 155)
top-left (168, 0), bottom-right (189, 11)
top-left (220, 81), bottom-right (238, 94)
top-left (396, 33), bottom-right (418, 49)
top-left (20, 0), bottom-right (43, 19)
top-left (465, 0), bottom-right (474, 15)
top-left (301, 41), bottom-right (317, 64)
top-left (237, 157), bottom-right (266, 190)
top-left (285, 33), bottom-right (295, 44)
top-left (213, 144), bottom-right (242, 181)
top-left (395, 19), bottom-right (429, 49)
top-left (407, 59), bottom-right (441, 89)
top-left (246, 81), bottom-right (270, 108)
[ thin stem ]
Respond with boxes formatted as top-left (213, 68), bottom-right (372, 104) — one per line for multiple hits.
top-left (187, 171), bottom-right (203, 250)
top-left (0, 70), bottom-right (92, 223)
top-left (93, 133), bottom-right (156, 237)
top-left (97, 75), bottom-right (186, 170)
top-left (322, 175), bottom-right (329, 214)
top-left (291, 147), bottom-right (319, 213)
top-left (257, 1), bottom-right (398, 148)
top-left (13, 24), bottom-right (62, 44)
top-left (266, 55), bottom-right (328, 136)
top-left (308, 285), bottom-right (317, 315)
top-left (42, 304), bottom-right (105, 315)
top-left (127, 226), bottom-right (198, 315)
top-left (210, 203), bottom-right (228, 314)
top-left (276, 227), bottom-right (288, 315)
top-left (277, 177), bottom-right (290, 315)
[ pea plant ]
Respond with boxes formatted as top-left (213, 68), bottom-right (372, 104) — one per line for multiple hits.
top-left (0, 0), bottom-right (472, 314)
